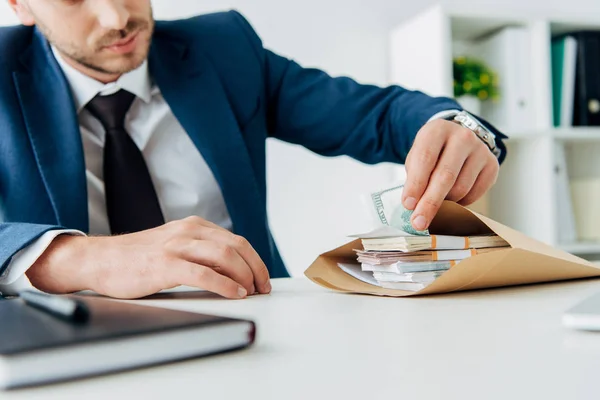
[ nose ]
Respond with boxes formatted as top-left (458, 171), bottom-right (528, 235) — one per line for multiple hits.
top-left (94, 0), bottom-right (130, 31)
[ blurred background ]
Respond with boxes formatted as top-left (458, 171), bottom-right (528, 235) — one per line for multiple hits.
top-left (1, 0), bottom-right (600, 276)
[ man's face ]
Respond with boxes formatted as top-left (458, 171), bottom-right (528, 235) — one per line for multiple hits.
top-left (12, 0), bottom-right (154, 77)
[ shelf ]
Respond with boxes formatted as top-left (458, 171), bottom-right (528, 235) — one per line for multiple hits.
top-left (551, 21), bottom-right (600, 36)
top-left (505, 127), bottom-right (600, 141)
top-left (551, 128), bottom-right (600, 141)
top-left (450, 17), bottom-right (525, 41)
top-left (441, 7), bottom-right (600, 41)
top-left (559, 242), bottom-right (600, 255)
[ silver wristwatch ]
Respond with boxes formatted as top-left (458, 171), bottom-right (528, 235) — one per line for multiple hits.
top-left (452, 111), bottom-right (501, 159)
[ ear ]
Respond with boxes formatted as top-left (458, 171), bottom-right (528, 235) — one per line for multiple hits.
top-left (7, 0), bottom-right (36, 26)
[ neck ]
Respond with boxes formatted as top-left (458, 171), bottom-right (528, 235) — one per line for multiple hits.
top-left (58, 50), bottom-right (122, 84)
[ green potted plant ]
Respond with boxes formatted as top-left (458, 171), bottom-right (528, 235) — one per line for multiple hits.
top-left (453, 56), bottom-right (499, 115)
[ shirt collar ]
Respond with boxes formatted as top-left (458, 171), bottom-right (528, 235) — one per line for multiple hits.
top-left (51, 46), bottom-right (152, 113)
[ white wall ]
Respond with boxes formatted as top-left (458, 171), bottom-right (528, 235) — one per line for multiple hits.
top-left (2, 0), bottom-right (599, 277)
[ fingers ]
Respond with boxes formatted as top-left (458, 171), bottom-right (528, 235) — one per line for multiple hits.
top-left (445, 153), bottom-right (488, 202)
top-left (178, 215), bottom-right (230, 232)
top-left (173, 239), bottom-right (256, 295)
top-left (194, 228), bottom-right (271, 294)
top-left (172, 261), bottom-right (248, 299)
top-left (458, 160), bottom-right (499, 206)
top-left (402, 121), bottom-right (447, 210)
top-left (410, 135), bottom-right (471, 230)
top-left (165, 217), bottom-right (271, 295)
top-left (222, 233), bottom-right (271, 294)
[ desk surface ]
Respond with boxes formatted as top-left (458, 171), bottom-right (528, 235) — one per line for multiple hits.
top-left (6, 277), bottom-right (600, 399)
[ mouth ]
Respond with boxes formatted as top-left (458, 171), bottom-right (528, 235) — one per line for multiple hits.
top-left (104, 30), bottom-right (141, 54)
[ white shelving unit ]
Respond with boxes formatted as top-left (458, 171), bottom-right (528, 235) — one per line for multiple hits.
top-left (509, 127), bottom-right (600, 141)
top-left (389, 4), bottom-right (600, 259)
top-left (559, 242), bottom-right (600, 255)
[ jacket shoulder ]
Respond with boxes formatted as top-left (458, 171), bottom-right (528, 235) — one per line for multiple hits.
top-left (154, 10), bottom-right (263, 60)
top-left (153, 11), bottom-right (266, 113)
top-left (0, 25), bottom-right (35, 71)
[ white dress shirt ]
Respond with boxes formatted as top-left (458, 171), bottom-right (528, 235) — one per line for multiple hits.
top-left (0, 48), bottom-right (232, 293)
top-left (0, 49), bottom-right (485, 295)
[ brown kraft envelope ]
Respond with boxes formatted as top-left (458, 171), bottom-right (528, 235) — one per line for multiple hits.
top-left (304, 200), bottom-right (600, 296)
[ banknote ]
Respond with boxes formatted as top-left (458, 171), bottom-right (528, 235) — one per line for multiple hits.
top-left (369, 184), bottom-right (429, 236)
top-left (355, 247), bottom-right (505, 263)
top-left (361, 260), bottom-right (456, 274)
top-left (373, 270), bottom-right (445, 283)
top-left (360, 234), bottom-right (509, 252)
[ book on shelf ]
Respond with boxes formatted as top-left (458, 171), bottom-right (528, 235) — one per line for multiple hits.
top-left (554, 143), bottom-right (578, 244)
top-left (552, 31), bottom-right (600, 127)
top-left (573, 31), bottom-right (600, 126)
top-left (470, 26), bottom-right (535, 133)
top-left (570, 178), bottom-right (600, 242)
top-left (552, 35), bottom-right (578, 127)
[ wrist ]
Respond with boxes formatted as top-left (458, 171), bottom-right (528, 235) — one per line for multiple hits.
top-left (452, 111), bottom-right (501, 159)
top-left (428, 109), bottom-right (501, 160)
top-left (26, 235), bottom-right (97, 294)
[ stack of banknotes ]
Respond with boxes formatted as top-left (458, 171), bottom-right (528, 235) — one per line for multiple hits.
top-left (349, 185), bottom-right (510, 291)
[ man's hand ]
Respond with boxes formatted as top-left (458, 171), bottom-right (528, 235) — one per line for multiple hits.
top-left (401, 119), bottom-right (499, 231)
top-left (26, 216), bottom-right (271, 299)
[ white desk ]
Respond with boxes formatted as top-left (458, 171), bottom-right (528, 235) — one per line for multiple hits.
top-left (6, 277), bottom-right (600, 399)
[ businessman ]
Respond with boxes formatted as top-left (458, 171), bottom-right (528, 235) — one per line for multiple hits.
top-left (1, 0), bottom-right (506, 299)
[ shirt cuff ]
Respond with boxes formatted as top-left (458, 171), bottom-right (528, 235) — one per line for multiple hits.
top-left (427, 109), bottom-right (461, 123)
top-left (0, 229), bottom-right (85, 295)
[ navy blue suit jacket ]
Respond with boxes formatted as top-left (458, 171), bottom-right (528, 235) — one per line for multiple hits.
top-left (0, 11), bottom-right (506, 279)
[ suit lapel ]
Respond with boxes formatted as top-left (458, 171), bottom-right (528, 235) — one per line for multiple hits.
top-left (12, 29), bottom-right (89, 231)
top-left (10, 26), bottom-right (268, 249)
top-left (148, 30), bottom-right (269, 255)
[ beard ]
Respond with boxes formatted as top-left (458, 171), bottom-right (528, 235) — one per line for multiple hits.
top-left (35, 9), bottom-right (155, 75)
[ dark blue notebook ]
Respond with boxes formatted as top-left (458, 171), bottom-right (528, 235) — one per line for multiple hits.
top-left (0, 295), bottom-right (255, 389)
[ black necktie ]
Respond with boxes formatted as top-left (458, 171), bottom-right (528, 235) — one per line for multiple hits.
top-left (86, 90), bottom-right (165, 234)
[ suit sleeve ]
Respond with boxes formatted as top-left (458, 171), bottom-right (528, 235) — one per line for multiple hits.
top-left (230, 10), bottom-right (507, 165)
top-left (0, 228), bottom-right (84, 295)
top-left (0, 223), bottom-right (66, 278)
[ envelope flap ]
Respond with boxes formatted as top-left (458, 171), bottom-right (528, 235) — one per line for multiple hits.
top-left (430, 201), bottom-right (592, 266)
top-left (428, 201), bottom-right (493, 236)
top-left (322, 239), bottom-right (362, 259)
top-left (478, 212), bottom-right (595, 264)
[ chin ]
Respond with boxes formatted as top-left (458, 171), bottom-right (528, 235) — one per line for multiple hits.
top-left (118, 43), bottom-right (151, 72)
top-left (122, 56), bottom-right (147, 72)
top-left (104, 53), bottom-right (148, 74)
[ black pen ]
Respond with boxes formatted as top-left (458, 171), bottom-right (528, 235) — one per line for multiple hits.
top-left (19, 290), bottom-right (90, 323)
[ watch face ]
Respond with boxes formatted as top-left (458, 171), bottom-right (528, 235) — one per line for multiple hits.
top-left (463, 116), bottom-right (479, 131)
top-left (455, 112), bottom-right (497, 153)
